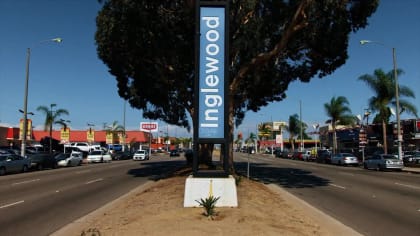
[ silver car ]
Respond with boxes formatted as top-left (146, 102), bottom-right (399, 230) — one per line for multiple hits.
top-left (363, 154), bottom-right (403, 171)
top-left (331, 153), bottom-right (359, 166)
top-left (0, 154), bottom-right (31, 175)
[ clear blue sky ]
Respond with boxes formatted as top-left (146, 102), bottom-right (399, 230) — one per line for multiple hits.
top-left (1, 0), bottom-right (419, 139)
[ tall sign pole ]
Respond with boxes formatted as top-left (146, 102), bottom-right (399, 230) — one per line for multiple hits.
top-left (194, 1), bottom-right (229, 176)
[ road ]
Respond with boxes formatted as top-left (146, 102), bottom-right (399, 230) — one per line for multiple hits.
top-left (0, 155), bottom-right (185, 236)
top-left (234, 152), bottom-right (420, 236)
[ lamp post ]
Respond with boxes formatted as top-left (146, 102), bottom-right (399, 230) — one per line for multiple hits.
top-left (21, 38), bottom-right (62, 157)
top-left (360, 40), bottom-right (402, 160)
top-left (49, 103), bottom-right (57, 153)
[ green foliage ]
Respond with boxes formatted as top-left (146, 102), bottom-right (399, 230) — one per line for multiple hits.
top-left (36, 105), bottom-right (69, 132)
top-left (96, 0), bottom-right (379, 129)
top-left (95, 0), bottom-right (379, 171)
top-left (358, 68), bottom-right (417, 153)
top-left (195, 195), bottom-right (220, 219)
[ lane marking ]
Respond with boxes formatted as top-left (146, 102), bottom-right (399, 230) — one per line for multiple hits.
top-left (329, 183), bottom-right (346, 189)
top-left (12, 179), bottom-right (40, 186)
top-left (85, 178), bottom-right (103, 185)
top-left (0, 200), bottom-right (25, 209)
top-left (395, 182), bottom-right (420, 190)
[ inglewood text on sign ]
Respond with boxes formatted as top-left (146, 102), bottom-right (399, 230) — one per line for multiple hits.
top-left (198, 7), bottom-right (225, 139)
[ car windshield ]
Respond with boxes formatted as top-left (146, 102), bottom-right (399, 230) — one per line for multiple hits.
top-left (0, 156), bottom-right (7, 161)
top-left (90, 151), bottom-right (102, 155)
top-left (342, 153), bottom-right (355, 157)
top-left (383, 155), bottom-right (398, 159)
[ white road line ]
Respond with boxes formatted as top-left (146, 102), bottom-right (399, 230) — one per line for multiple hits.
top-left (329, 183), bottom-right (346, 189)
top-left (395, 182), bottom-right (420, 190)
top-left (0, 200), bottom-right (25, 209)
top-left (11, 179), bottom-right (40, 186)
top-left (85, 178), bottom-right (103, 185)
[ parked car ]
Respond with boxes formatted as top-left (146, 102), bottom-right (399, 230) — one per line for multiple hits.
top-left (28, 153), bottom-right (58, 170)
top-left (0, 154), bottom-right (31, 175)
top-left (87, 150), bottom-right (112, 163)
top-left (363, 154), bottom-right (403, 171)
top-left (331, 153), bottom-right (359, 166)
top-left (55, 152), bottom-right (83, 167)
top-left (169, 149), bottom-right (180, 157)
top-left (133, 150), bottom-right (149, 161)
top-left (292, 151), bottom-right (304, 161)
top-left (111, 151), bottom-right (133, 160)
top-left (302, 151), bottom-right (314, 161)
top-left (317, 149), bottom-right (332, 164)
top-left (403, 151), bottom-right (420, 164)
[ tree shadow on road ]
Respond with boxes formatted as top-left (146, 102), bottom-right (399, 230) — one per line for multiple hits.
top-left (234, 161), bottom-right (331, 188)
top-left (126, 159), bottom-right (190, 181)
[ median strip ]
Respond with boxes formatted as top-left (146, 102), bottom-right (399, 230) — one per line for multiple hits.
top-left (0, 200), bottom-right (25, 209)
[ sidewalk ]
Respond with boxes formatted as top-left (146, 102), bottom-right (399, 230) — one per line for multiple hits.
top-left (402, 166), bottom-right (420, 174)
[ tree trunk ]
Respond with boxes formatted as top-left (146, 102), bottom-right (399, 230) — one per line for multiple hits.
top-left (198, 143), bottom-right (214, 167)
top-left (382, 120), bottom-right (388, 154)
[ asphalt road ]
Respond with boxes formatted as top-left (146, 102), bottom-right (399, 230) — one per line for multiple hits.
top-left (234, 152), bottom-right (420, 236)
top-left (0, 155), bottom-right (186, 236)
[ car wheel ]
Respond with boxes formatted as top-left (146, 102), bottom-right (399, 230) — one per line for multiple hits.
top-left (363, 163), bottom-right (368, 169)
top-left (0, 167), bottom-right (5, 175)
top-left (37, 164), bottom-right (44, 171)
top-left (22, 165), bottom-right (28, 173)
top-left (101, 158), bottom-right (104, 163)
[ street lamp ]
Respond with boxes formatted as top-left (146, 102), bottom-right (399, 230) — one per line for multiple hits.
top-left (21, 37), bottom-right (62, 157)
top-left (360, 40), bottom-right (402, 160)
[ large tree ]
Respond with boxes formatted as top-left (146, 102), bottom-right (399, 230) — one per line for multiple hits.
top-left (323, 96), bottom-right (354, 154)
top-left (95, 0), bottom-right (378, 171)
top-left (358, 68), bottom-right (417, 154)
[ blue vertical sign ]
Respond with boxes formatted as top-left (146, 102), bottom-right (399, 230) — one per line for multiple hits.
top-left (198, 7), bottom-right (225, 139)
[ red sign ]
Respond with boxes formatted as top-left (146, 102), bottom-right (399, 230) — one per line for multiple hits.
top-left (140, 122), bottom-right (158, 132)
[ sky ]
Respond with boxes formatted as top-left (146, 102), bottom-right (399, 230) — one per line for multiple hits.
top-left (0, 0), bottom-right (419, 139)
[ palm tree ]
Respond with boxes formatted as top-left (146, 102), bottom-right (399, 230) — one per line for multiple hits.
top-left (324, 96), bottom-right (353, 154)
top-left (36, 104), bottom-right (69, 153)
top-left (359, 69), bottom-right (417, 153)
top-left (285, 114), bottom-right (300, 152)
top-left (257, 123), bottom-right (271, 141)
top-left (105, 120), bottom-right (125, 144)
top-left (245, 132), bottom-right (257, 153)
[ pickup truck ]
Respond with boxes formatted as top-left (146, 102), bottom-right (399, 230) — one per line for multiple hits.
top-left (68, 142), bottom-right (101, 153)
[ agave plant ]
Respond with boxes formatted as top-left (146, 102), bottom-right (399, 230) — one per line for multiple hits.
top-left (195, 195), bottom-right (220, 219)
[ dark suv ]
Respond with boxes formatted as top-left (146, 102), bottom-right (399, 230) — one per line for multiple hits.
top-left (317, 150), bottom-right (331, 164)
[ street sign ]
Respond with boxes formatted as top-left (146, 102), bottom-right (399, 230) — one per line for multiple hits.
top-left (359, 128), bottom-right (367, 148)
top-left (140, 122), bottom-right (158, 132)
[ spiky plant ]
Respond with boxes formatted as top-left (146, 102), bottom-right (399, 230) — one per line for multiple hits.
top-left (196, 195), bottom-right (220, 219)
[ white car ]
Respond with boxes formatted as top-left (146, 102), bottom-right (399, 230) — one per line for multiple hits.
top-left (87, 150), bottom-right (112, 163)
top-left (56, 152), bottom-right (83, 167)
top-left (331, 153), bottom-right (359, 166)
top-left (133, 150), bottom-right (149, 161)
